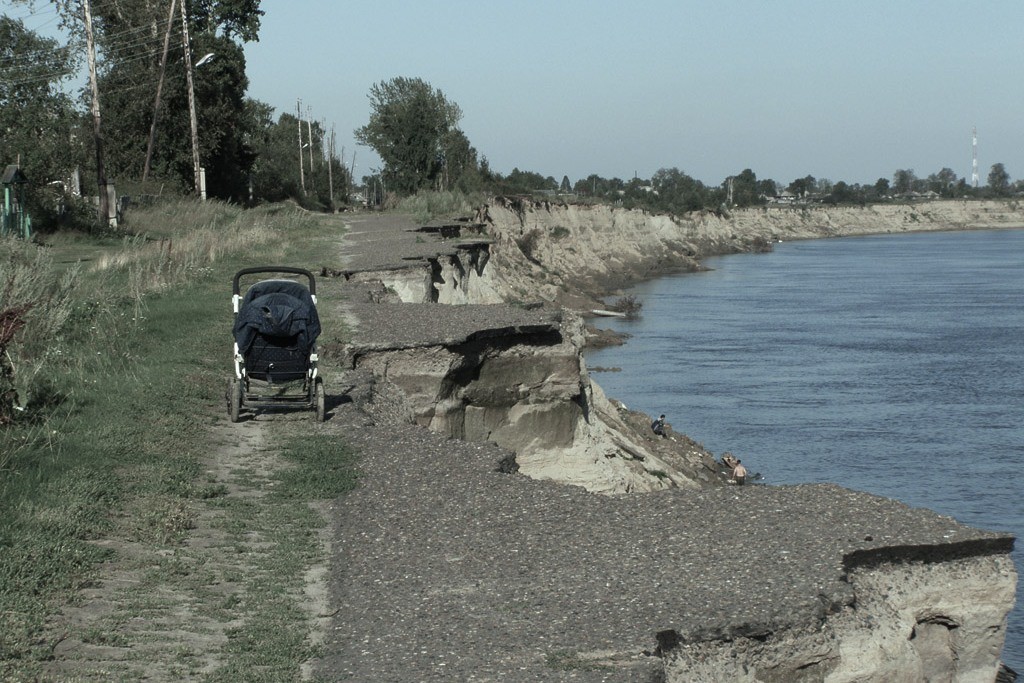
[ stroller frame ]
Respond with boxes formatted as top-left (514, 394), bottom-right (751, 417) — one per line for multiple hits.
top-left (227, 266), bottom-right (325, 422)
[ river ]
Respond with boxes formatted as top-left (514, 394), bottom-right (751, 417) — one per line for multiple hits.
top-left (583, 227), bottom-right (1024, 669)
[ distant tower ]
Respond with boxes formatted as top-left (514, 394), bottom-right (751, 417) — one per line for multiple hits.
top-left (971, 127), bottom-right (979, 188)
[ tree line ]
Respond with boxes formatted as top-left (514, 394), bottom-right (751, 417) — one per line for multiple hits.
top-left (3, 0), bottom-right (348, 227)
top-left (2, 1), bottom-right (1020, 231)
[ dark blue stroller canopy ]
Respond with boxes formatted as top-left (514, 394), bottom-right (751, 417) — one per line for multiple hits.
top-left (233, 279), bottom-right (321, 356)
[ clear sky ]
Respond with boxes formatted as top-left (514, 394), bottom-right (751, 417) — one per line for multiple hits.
top-left (242, 0), bottom-right (1024, 187)
top-left (8, 0), bottom-right (1024, 188)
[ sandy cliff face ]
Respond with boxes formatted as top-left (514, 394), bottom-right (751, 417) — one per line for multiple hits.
top-left (475, 197), bottom-right (1024, 306)
top-left (662, 553), bottom-right (1016, 682)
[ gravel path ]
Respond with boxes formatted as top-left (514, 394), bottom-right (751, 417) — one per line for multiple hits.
top-left (312, 213), bottom-right (1013, 682)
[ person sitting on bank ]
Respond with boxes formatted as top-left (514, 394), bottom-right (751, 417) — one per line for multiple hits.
top-left (731, 459), bottom-right (748, 486)
top-left (651, 414), bottom-right (666, 437)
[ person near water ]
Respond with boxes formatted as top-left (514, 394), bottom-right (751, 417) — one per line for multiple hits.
top-left (651, 414), bottom-right (666, 437)
top-left (732, 459), bottom-right (747, 485)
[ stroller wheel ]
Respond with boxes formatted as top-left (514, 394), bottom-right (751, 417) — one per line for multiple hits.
top-left (314, 378), bottom-right (326, 422)
top-left (228, 378), bottom-right (243, 423)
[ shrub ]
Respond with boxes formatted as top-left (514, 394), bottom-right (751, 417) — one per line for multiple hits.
top-left (516, 229), bottom-right (542, 262)
top-left (550, 226), bottom-right (570, 240)
top-left (609, 295), bottom-right (643, 320)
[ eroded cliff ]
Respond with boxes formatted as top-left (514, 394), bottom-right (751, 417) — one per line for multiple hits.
top-left (474, 196), bottom-right (1024, 307)
top-left (325, 203), bottom-right (1020, 681)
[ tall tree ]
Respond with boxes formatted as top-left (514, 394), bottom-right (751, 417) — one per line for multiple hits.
top-left (354, 77), bottom-right (465, 196)
top-left (728, 168), bottom-right (762, 207)
top-left (27, 0), bottom-right (264, 200)
top-left (926, 168), bottom-right (959, 197)
top-left (787, 175), bottom-right (816, 198)
top-left (987, 163), bottom-right (1010, 195)
top-left (892, 168), bottom-right (917, 194)
top-left (650, 168), bottom-right (706, 213)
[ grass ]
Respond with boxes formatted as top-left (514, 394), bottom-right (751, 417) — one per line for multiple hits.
top-left (395, 189), bottom-right (485, 223)
top-left (0, 199), bottom-right (359, 681)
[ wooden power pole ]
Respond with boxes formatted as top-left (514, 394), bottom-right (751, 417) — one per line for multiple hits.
top-left (306, 106), bottom-right (314, 173)
top-left (297, 99), bottom-right (306, 195)
top-left (143, 0), bottom-right (178, 183)
top-left (82, 0), bottom-right (110, 225)
top-left (181, 0), bottom-right (202, 197)
top-left (327, 125), bottom-right (335, 210)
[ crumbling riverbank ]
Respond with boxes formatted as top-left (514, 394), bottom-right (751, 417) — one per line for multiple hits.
top-left (315, 200), bottom-right (1019, 681)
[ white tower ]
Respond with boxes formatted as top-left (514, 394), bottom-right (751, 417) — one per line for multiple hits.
top-left (971, 127), bottom-right (979, 188)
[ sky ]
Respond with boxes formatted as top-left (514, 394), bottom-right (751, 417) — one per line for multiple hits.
top-left (8, 0), bottom-right (1024, 188)
top-left (239, 0), bottom-right (1024, 187)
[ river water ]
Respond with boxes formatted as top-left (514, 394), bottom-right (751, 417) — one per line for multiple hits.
top-left (583, 227), bottom-right (1024, 669)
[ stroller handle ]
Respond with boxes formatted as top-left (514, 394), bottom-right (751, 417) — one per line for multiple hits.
top-left (232, 266), bottom-right (316, 297)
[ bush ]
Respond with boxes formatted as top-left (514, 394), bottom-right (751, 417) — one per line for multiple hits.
top-left (516, 229), bottom-right (542, 262)
top-left (609, 295), bottom-right (643, 320)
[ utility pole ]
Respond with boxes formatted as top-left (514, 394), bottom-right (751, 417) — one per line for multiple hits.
top-left (143, 0), bottom-right (178, 183)
top-left (327, 125), bottom-right (335, 210)
top-left (349, 149), bottom-right (356, 198)
top-left (306, 106), bottom-right (315, 173)
top-left (181, 0), bottom-right (203, 197)
top-left (82, 0), bottom-right (110, 225)
top-left (297, 99), bottom-right (306, 195)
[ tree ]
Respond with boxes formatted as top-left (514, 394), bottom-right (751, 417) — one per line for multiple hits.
top-left (873, 177), bottom-right (891, 197)
top-left (757, 178), bottom-right (779, 198)
top-left (728, 168), bottom-right (762, 207)
top-left (247, 106), bottom-right (350, 208)
top-left (0, 16), bottom-right (85, 225)
top-left (560, 175), bottom-right (571, 193)
top-left (26, 0), bottom-right (264, 201)
top-left (438, 128), bottom-right (480, 193)
top-left (827, 181), bottom-right (863, 205)
top-left (936, 167), bottom-right (958, 194)
top-left (924, 168), bottom-right (958, 197)
top-left (492, 168), bottom-right (556, 195)
top-left (647, 168), bottom-right (707, 213)
top-left (987, 163), bottom-right (1010, 196)
top-left (787, 175), bottom-right (816, 199)
top-left (248, 109), bottom-right (302, 203)
top-left (892, 169), bottom-right (917, 195)
top-left (354, 77), bottom-right (466, 196)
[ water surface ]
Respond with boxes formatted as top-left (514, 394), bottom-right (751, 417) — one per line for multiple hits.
top-left (584, 228), bottom-right (1024, 668)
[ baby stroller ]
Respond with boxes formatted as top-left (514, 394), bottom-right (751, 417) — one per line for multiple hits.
top-left (227, 266), bottom-right (325, 422)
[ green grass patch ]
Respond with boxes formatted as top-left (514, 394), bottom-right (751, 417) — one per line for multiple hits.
top-left (0, 200), bottom-right (360, 681)
top-left (274, 434), bottom-right (360, 500)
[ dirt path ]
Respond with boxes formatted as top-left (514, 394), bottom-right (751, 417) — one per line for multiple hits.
top-left (43, 406), bottom-right (336, 681)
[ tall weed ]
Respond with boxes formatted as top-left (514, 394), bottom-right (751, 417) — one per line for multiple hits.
top-left (396, 190), bottom-right (484, 223)
top-left (94, 199), bottom-right (281, 299)
top-left (0, 239), bottom-right (80, 429)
